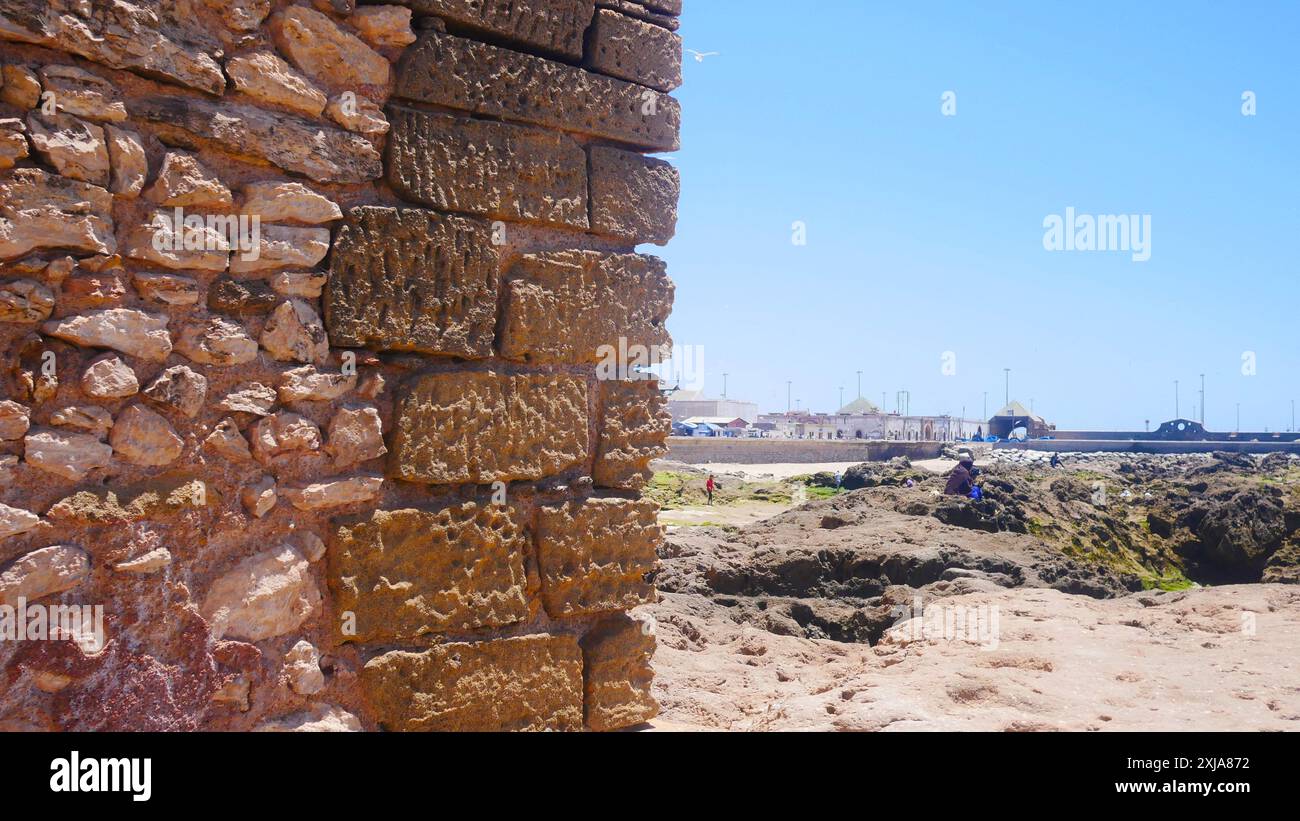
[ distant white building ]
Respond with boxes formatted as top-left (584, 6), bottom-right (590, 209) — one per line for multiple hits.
top-left (667, 390), bottom-right (759, 425)
top-left (756, 396), bottom-right (984, 441)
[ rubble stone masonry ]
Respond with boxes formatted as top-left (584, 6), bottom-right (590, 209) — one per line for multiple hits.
top-left (0, 0), bottom-right (678, 731)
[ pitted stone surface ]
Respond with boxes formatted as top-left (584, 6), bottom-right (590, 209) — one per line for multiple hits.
top-left (329, 504), bottom-right (530, 642)
top-left (389, 372), bottom-right (588, 484)
top-left (594, 378), bottom-right (670, 490)
top-left (498, 250), bottom-right (673, 365)
top-left (400, 0), bottom-right (593, 59)
top-left (360, 635), bottom-right (584, 731)
top-left (589, 145), bottom-right (680, 245)
top-left (325, 206), bottom-right (498, 357)
top-left (535, 497), bottom-right (660, 617)
top-left (387, 108), bottom-right (588, 230)
top-left (394, 31), bottom-right (680, 151)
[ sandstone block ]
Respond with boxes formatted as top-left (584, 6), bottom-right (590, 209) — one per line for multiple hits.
top-left (394, 31), bottom-right (680, 151)
top-left (278, 365), bottom-right (356, 402)
top-left (207, 276), bottom-right (281, 315)
top-left (225, 51), bottom-right (328, 117)
top-left (0, 400), bottom-right (30, 440)
top-left (270, 6), bottom-right (390, 89)
top-left (110, 404), bottom-right (183, 466)
top-left (219, 383), bottom-right (277, 416)
top-left (42, 308), bottom-right (172, 361)
top-left (389, 372), bottom-right (588, 484)
top-left (229, 225), bottom-right (330, 274)
top-left (250, 412), bottom-right (321, 463)
top-left (588, 145), bottom-right (679, 245)
top-left (104, 125), bottom-right (147, 197)
top-left (594, 378), bottom-right (669, 489)
top-left (0, 117), bottom-right (29, 169)
top-left (581, 613), bottom-right (658, 730)
top-left (204, 418), bottom-right (252, 462)
top-left (114, 547), bottom-right (172, 574)
top-left (401, 0), bottom-right (592, 59)
top-left (387, 108), bottom-right (588, 230)
top-left (81, 354), bottom-right (138, 399)
top-left (46, 478), bottom-right (208, 524)
top-left (283, 640), bottom-right (324, 695)
top-left (201, 544), bottom-right (321, 642)
top-left (270, 271), bottom-right (328, 299)
top-left (24, 429), bottom-right (112, 481)
top-left (0, 501), bottom-right (40, 541)
top-left (0, 545), bottom-right (90, 608)
top-left (175, 316), bottom-right (259, 366)
top-left (324, 405), bottom-right (386, 467)
top-left (585, 9), bottom-right (681, 92)
top-left (280, 475), bottom-right (383, 510)
top-left (0, 278), bottom-right (54, 322)
top-left (325, 94), bottom-right (389, 135)
top-left (122, 211), bottom-right (230, 272)
top-left (49, 405), bottom-right (113, 438)
top-left (260, 298), bottom-right (329, 364)
top-left (360, 635), bottom-right (583, 731)
top-left (0, 64), bottom-right (40, 108)
top-left (132, 95), bottom-right (382, 184)
top-left (536, 497), bottom-right (659, 616)
top-left (0, 0), bottom-right (225, 95)
top-left (144, 151), bottom-right (233, 208)
top-left (241, 475), bottom-right (277, 518)
top-left (325, 206), bottom-right (498, 357)
top-left (329, 503), bottom-right (530, 642)
top-left (0, 169), bottom-right (115, 261)
top-left (142, 365), bottom-right (208, 418)
top-left (254, 704), bottom-right (360, 732)
top-left (498, 251), bottom-right (672, 364)
top-left (37, 65), bottom-right (128, 121)
top-left (26, 112), bottom-right (110, 186)
top-left (240, 181), bottom-right (341, 225)
top-left (351, 5), bottom-right (416, 48)
top-left (131, 272), bottom-right (199, 306)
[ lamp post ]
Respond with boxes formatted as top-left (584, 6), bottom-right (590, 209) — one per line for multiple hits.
top-left (786, 381), bottom-right (791, 413)
top-left (1003, 368), bottom-right (1010, 406)
top-left (1174, 380), bottom-right (1179, 419)
top-left (722, 372), bottom-right (728, 399)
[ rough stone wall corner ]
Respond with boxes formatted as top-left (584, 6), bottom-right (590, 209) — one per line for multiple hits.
top-left (0, 0), bottom-right (679, 732)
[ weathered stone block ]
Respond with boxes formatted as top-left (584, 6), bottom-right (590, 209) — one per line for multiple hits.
top-left (536, 497), bottom-right (659, 617)
top-left (361, 635), bottom-right (583, 731)
top-left (581, 613), bottom-right (658, 730)
top-left (402, 0), bottom-right (593, 59)
top-left (387, 108), bottom-right (588, 230)
top-left (0, 0), bottom-right (225, 95)
top-left (588, 145), bottom-right (679, 245)
top-left (325, 206), bottom-right (498, 357)
top-left (388, 372), bottom-right (589, 484)
top-left (585, 9), bottom-right (681, 92)
top-left (394, 31), bottom-right (680, 151)
top-left (594, 378), bottom-right (670, 490)
top-left (0, 169), bottom-right (115, 261)
top-left (132, 96), bottom-right (382, 184)
top-left (498, 251), bottom-right (673, 365)
top-left (329, 504), bottom-right (530, 642)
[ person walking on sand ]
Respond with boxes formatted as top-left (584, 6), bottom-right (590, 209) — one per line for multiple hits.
top-left (705, 474), bottom-right (716, 505)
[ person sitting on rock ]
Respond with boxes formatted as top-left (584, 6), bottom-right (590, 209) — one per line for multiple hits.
top-left (945, 456), bottom-right (975, 496)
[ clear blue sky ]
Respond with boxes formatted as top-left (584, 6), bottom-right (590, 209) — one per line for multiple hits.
top-left (654, 1), bottom-right (1299, 431)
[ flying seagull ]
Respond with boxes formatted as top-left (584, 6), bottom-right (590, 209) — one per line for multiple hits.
top-left (686, 49), bottom-right (719, 63)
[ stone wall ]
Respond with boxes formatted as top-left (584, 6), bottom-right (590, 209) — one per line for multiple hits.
top-left (0, 0), bottom-right (679, 731)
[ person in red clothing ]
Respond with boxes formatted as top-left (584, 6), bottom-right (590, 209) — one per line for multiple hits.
top-left (705, 474), bottom-right (716, 505)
